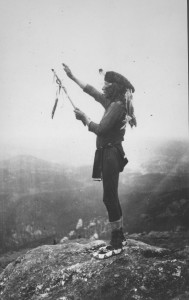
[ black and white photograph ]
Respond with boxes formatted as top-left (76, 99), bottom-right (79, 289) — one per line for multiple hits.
top-left (0, 0), bottom-right (188, 299)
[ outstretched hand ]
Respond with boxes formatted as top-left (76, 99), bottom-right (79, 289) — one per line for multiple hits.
top-left (62, 63), bottom-right (73, 79)
top-left (74, 108), bottom-right (86, 120)
top-left (74, 108), bottom-right (87, 126)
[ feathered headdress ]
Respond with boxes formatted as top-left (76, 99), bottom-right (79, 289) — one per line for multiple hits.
top-left (99, 69), bottom-right (137, 127)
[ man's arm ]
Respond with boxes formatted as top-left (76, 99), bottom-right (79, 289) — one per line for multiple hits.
top-left (62, 63), bottom-right (87, 89)
top-left (89, 102), bottom-right (124, 135)
top-left (63, 63), bottom-right (107, 108)
top-left (73, 102), bottom-right (124, 131)
top-left (83, 85), bottom-right (109, 108)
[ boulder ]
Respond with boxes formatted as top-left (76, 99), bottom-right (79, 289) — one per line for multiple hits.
top-left (0, 239), bottom-right (189, 300)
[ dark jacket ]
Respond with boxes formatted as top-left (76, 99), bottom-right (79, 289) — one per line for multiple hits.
top-left (83, 84), bottom-right (127, 148)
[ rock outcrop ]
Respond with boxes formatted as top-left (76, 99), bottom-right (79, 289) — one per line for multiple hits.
top-left (0, 238), bottom-right (189, 300)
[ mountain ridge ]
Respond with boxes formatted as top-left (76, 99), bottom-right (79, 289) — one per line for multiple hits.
top-left (0, 139), bottom-right (188, 255)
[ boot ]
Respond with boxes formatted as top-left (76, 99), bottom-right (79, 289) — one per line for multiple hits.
top-left (110, 229), bottom-right (123, 249)
top-left (119, 227), bottom-right (127, 246)
top-left (93, 229), bottom-right (123, 259)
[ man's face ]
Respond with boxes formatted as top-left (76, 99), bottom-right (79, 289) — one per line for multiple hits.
top-left (102, 81), bottom-right (112, 97)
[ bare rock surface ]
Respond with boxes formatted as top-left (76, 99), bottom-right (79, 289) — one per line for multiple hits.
top-left (0, 238), bottom-right (189, 300)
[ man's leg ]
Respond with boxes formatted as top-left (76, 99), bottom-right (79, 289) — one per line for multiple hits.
top-left (93, 147), bottom-right (127, 258)
top-left (102, 147), bottom-right (123, 249)
top-left (102, 146), bottom-right (122, 224)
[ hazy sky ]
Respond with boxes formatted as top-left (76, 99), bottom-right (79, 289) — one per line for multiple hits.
top-left (0, 0), bottom-right (188, 165)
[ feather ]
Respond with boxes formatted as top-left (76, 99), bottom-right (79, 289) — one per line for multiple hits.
top-left (51, 98), bottom-right (58, 119)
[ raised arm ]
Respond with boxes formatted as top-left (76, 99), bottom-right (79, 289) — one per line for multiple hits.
top-left (62, 63), bottom-right (107, 108)
top-left (62, 63), bottom-right (87, 90)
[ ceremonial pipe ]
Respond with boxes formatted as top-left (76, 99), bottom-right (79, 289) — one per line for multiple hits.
top-left (51, 69), bottom-right (76, 109)
top-left (51, 69), bottom-right (85, 125)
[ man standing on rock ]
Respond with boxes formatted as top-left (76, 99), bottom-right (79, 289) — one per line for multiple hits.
top-left (63, 63), bottom-right (136, 259)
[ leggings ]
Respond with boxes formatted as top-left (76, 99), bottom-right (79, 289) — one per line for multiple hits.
top-left (102, 146), bottom-right (122, 222)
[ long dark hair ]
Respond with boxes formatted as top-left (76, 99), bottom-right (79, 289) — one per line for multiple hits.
top-left (108, 83), bottom-right (137, 127)
top-left (125, 89), bottom-right (137, 127)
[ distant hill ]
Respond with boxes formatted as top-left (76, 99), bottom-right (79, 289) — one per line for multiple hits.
top-left (0, 155), bottom-right (77, 196)
top-left (0, 155), bottom-right (102, 253)
top-left (119, 138), bottom-right (189, 233)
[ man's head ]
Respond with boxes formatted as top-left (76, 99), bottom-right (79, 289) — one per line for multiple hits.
top-left (99, 69), bottom-right (135, 97)
top-left (102, 81), bottom-right (114, 97)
